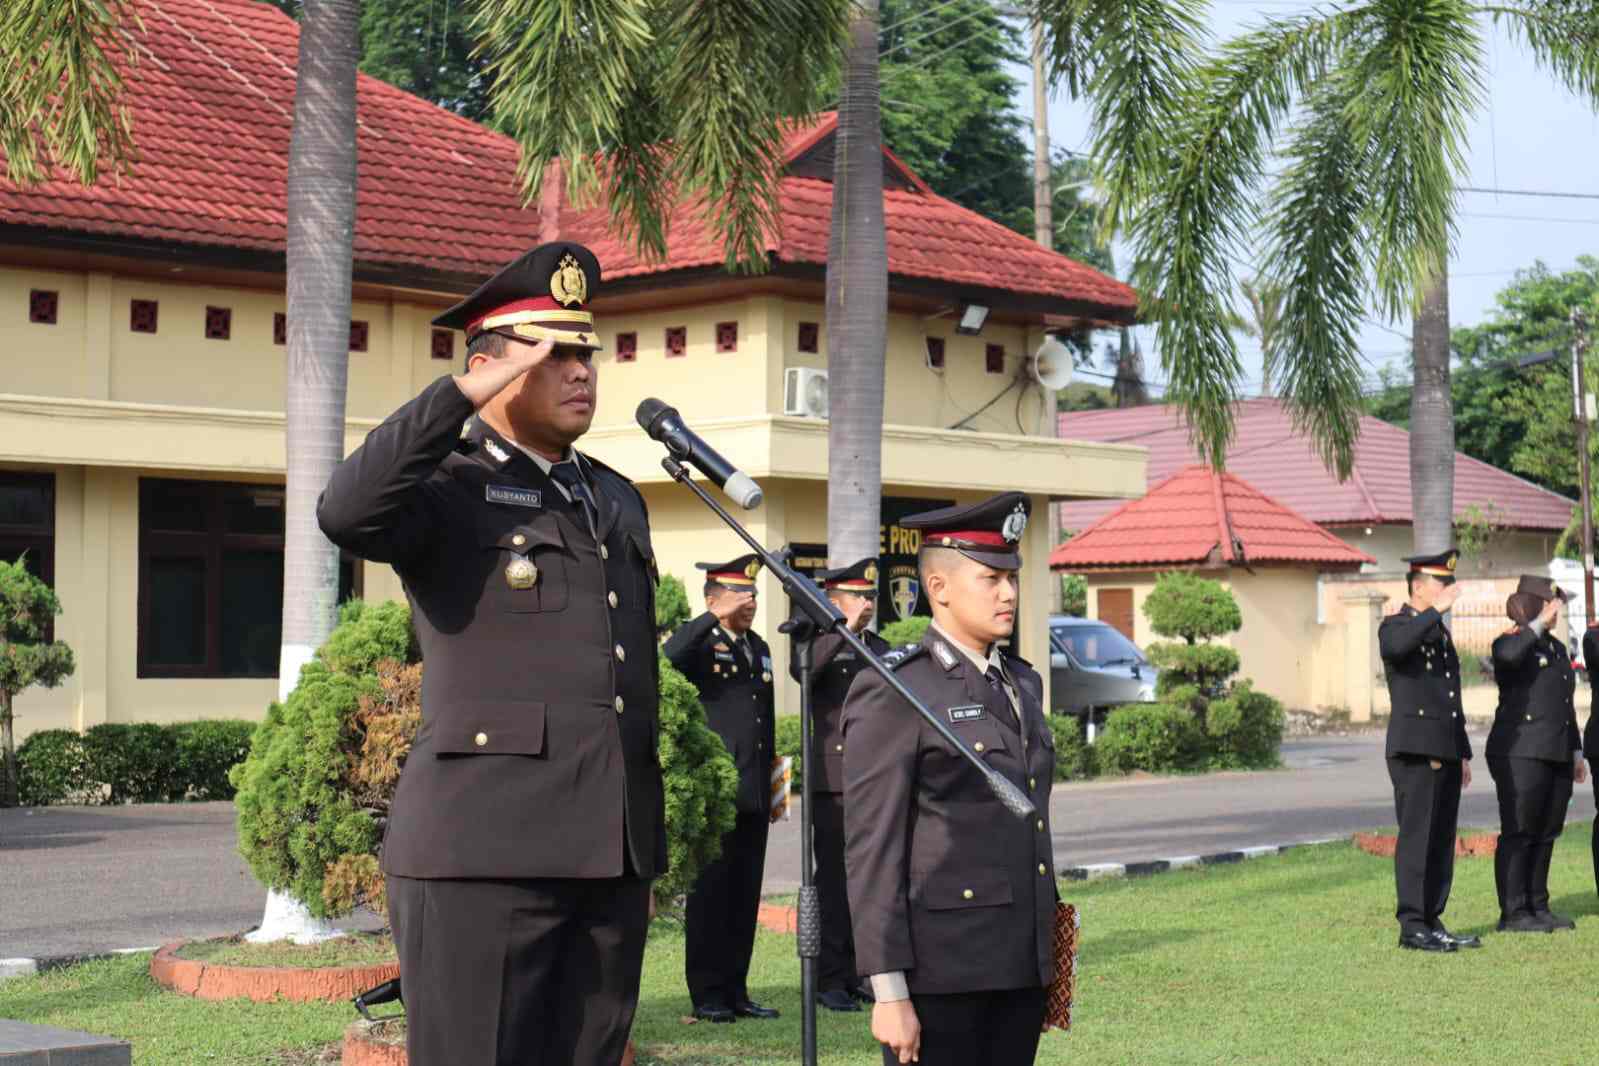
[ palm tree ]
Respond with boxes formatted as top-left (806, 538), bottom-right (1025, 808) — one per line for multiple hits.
top-left (825, 0), bottom-right (887, 569)
top-left (1237, 277), bottom-right (1285, 398)
top-left (1034, 0), bottom-right (1599, 554)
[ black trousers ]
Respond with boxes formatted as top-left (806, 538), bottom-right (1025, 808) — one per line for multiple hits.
top-left (880, 987), bottom-right (1048, 1066)
top-left (685, 810), bottom-right (769, 1009)
top-left (1488, 754), bottom-right (1574, 919)
top-left (387, 873), bottom-right (650, 1066)
top-left (812, 791), bottom-right (858, 992)
top-left (1592, 773), bottom-right (1598, 898)
top-left (1387, 755), bottom-right (1463, 935)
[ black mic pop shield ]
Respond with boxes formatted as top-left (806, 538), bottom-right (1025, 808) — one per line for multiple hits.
top-left (635, 398), bottom-right (764, 509)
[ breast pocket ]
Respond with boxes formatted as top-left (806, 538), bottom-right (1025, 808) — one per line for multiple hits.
top-left (480, 517), bottom-right (568, 614)
top-left (622, 528), bottom-right (658, 613)
top-left (948, 717), bottom-right (1009, 762)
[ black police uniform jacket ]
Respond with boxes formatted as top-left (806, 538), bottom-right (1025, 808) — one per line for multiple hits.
top-left (1379, 604), bottom-right (1472, 761)
top-left (317, 375), bottom-right (667, 881)
top-left (789, 628), bottom-right (892, 794)
top-left (1490, 625), bottom-right (1582, 761)
top-left (1581, 628), bottom-right (1599, 763)
top-left (664, 613), bottom-right (775, 814)
top-left (842, 631), bottom-right (1056, 996)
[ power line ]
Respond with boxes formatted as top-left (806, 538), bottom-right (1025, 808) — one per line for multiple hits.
top-left (879, 0), bottom-right (969, 38)
top-left (880, 4), bottom-right (993, 63)
top-left (1460, 211), bottom-right (1599, 226)
top-left (1458, 185), bottom-right (1599, 201)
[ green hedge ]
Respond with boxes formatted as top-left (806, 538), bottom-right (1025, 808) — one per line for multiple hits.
top-left (774, 714), bottom-right (804, 790)
top-left (16, 720), bottom-right (256, 806)
top-left (1095, 703), bottom-right (1208, 775)
top-left (1048, 714), bottom-right (1096, 781)
top-left (878, 615), bottom-right (931, 647)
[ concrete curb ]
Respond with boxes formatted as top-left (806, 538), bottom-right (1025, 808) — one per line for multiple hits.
top-left (0, 946), bottom-right (157, 983)
top-left (1058, 837), bottom-right (1342, 881)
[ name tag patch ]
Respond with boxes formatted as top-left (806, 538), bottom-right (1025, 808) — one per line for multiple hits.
top-left (486, 484), bottom-right (542, 509)
top-left (948, 705), bottom-right (985, 723)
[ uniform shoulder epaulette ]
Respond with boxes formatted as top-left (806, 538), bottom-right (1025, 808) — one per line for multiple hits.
top-left (882, 644), bottom-right (927, 670)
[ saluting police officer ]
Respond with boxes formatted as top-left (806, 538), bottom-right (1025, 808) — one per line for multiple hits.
top-left (1488, 576), bottom-right (1589, 932)
top-left (790, 557), bottom-right (890, 1013)
top-left (664, 555), bottom-right (780, 1023)
top-left (1379, 549), bottom-right (1478, 953)
top-left (317, 243), bottom-right (665, 1065)
top-left (844, 493), bottom-right (1057, 1066)
top-left (1581, 622), bottom-right (1599, 898)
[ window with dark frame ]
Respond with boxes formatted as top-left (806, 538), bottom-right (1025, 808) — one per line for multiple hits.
top-left (665, 326), bottom-right (687, 358)
top-left (0, 471), bottom-right (56, 640)
top-left (131, 299), bottom-right (159, 334)
top-left (615, 332), bottom-right (638, 363)
top-left (430, 329), bottom-right (454, 360)
top-left (349, 320), bottom-right (369, 352)
top-left (797, 322), bottom-right (819, 353)
top-left (985, 343), bottom-right (1005, 374)
top-left (273, 312), bottom-right (287, 345)
top-left (716, 322), bottom-right (738, 353)
top-left (29, 290), bottom-right (58, 325)
top-left (137, 479), bottom-right (360, 679)
top-left (925, 336), bottom-right (946, 369)
top-left (204, 306), bottom-right (232, 340)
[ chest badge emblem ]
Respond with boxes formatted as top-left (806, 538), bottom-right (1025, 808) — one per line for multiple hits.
top-left (505, 557), bottom-right (539, 590)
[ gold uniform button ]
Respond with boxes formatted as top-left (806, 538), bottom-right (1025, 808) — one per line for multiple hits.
top-left (615, 696), bottom-right (625, 714)
top-left (614, 644), bottom-right (626, 662)
top-left (608, 591), bottom-right (619, 608)
top-left (962, 889), bottom-right (974, 900)
top-left (1029, 777), bottom-right (1037, 789)
top-left (974, 742), bottom-right (986, 753)
top-left (600, 544), bottom-right (610, 560)
top-left (835, 744), bottom-right (844, 752)
top-left (1037, 819), bottom-right (1045, 831)
top-left (511, 533), bottom-right (526, 547)
top-left (474, 732), bottom-right (488, 747)
top-left (1039, 863), bottom-right (1048, 876)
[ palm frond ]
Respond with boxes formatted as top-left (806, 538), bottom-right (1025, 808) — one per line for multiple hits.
top-left (1, 0), bottom-right (141, 186)
top-left (1347, 0), bottom-right (1483, 318)
top-left (1260, 71), bottom-right (1376, 479)
top-left (1484, 0), bottom-right (1599, 105)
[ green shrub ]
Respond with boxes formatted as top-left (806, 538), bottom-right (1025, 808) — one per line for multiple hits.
top-left (1148, 644), bottom-right (1240, 697)
top-left (1143, 572), bottom-right (1242, 644)
top-left (879, 615), bottom-right (932, 647)
top-left (1060, 574), bottom-right (1088, 617)
top-left (0, 555), bottom-right (76, 807)
top-left (170, 720), bottom-right (256, 800)
top-left (1201, 681), bottom-right (1284, 770)
top-left (16, 729), bottom-right (90, 805)
top-left (83, 723), bottom-right (182, 803)
top-left (654, 655), bottom-right (739, 905)
top-left (1095, 703), bottom-right (1207, 775)
top-left (1048, 714), bottom-right (1096, 780)
top-left (656, 574), bottom-right (692, 636)
top-left (774, 714), bottom-right (804, 790)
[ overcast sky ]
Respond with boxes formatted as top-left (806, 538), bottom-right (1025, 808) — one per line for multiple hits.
top-left (1006, 1), bottom-right (1599, 399)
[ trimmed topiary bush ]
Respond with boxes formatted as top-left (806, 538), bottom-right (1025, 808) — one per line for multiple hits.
top-left (16, 728), bottom-right (90, 806)
top-left (1095, 703), bottom-right (1207, 774)
top-left (83, 723), bottom-right (181, 804)
top-left (170, 720), bottom-right (257, 801)
top-left (232, 598), bottom-right (738, 918)
top-left (1048, 714), bottom-right (1096, 780)
top-left (0, 555), bottom-right (76, 807)
top-left (879, 615), bottom-right (932, 647)
top-left (1060, 574), bottom-right (1088, 617)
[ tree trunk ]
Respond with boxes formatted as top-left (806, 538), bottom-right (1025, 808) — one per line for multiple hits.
top-left (1410, 266), bottom-right (1454, 554)
top-left (1, 688), bottom-right (17, 808)
top-left (825, 0), bottom-right (887, 569)
top-left (258, 0), bottom-right (360, 944)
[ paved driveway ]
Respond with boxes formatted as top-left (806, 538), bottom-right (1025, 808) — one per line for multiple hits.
top-left (3, 735), bottom-right (1595, 959)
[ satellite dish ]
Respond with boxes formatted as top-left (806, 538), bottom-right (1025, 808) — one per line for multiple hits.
top-left (1030, 336), bottom-right (1074, 389)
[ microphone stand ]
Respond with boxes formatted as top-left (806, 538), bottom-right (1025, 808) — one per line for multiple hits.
top-left (657, 457), bottom-right (1038, 1066)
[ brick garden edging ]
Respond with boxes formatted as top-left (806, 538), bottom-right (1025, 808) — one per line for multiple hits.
top-left (1352, 831), bottom-right (1499, 859)
top-left (148, 941), bottom-right (400, 1003)
top-left (342, 1022), bottom-right (637, 1066)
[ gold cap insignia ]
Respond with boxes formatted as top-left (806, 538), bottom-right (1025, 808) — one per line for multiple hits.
top-left (864, 563), bottom-right (879, 583)
top-left (550, 253), bottom-right (588, 308)
top-left (745, 560), bottom-right (762, 579)
top-left (1446, 553), bottom-right (1458, 572)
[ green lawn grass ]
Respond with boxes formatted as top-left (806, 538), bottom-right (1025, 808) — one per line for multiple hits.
top-left (4, 831), bottom-right (1597, 1065)
top-left (176, 933), bottom-right (395, 968)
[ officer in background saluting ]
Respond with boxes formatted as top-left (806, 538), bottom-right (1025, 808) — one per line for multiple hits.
top-left (1379, 548), bottom-right (1478, 953)
top-left (1582, 620), bottom-right (1599, 898)
top-left (844, 493), bottom-right (1057, 1066)
top-left (318, 242), bottom-right (664, 1065)
top-left (664, 555), bottom-right (780, 1024)
top-left (790, 558), bottom-right (890, 1013)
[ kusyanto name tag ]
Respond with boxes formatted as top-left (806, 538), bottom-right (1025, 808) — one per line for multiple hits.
top-left (948, 705), bottom-right (985, 723)
top-left (486, 484), bottom-right (542, 509)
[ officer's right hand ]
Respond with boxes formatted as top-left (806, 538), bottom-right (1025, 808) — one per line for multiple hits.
top-left (844, 595), bottom-right (874, 633)
top-left (452, 337), bottom-right (556, 409)
top-left (1538, 596), bottom-right (1561, 627)
top-left (711, 591), bottom-right (754, 625)
top-left (873, 1000), bottom-right (921, 1063)
top-left (1434, 583), bottom-right (1461, 613)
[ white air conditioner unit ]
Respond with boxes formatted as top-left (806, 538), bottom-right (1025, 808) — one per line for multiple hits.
top-left (784, 367), bottom-right (829, 418)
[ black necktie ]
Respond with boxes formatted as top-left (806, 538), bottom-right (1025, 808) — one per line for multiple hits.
top-left (548, 461), bottom-right (599, 536)
top-left (985, 664), bottom-right (1017, 720)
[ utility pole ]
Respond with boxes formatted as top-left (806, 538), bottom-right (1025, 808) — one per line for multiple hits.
top-left (1027, 14), bottom-right (1066, 612)
top-left (1573, 307), bottom-right (1594, 623)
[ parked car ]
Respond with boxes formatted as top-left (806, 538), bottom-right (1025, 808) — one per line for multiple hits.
top-left (1048, 614), bottom-right (1158, 724)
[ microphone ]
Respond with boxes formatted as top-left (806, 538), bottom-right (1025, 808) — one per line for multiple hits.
top-left (635, 398), bottom-right (764, 509)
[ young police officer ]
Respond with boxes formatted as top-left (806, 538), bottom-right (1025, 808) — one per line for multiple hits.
top-left (843, 493), bottom-right (1057, 1066)
top-left (664, 555), bottom-right (780, 1023)
top-left (791, 557), bottom-right (890, 1012)
top-left (1379, 549), bottom-right (1477, 953)
top-left (318, 243), bottom-right (664, 1065)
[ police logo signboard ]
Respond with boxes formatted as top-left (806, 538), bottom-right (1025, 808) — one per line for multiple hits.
top-left (889, 567), bottom-right (920, 622)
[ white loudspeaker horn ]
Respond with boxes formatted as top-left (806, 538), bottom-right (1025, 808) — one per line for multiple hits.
top-left (1030, 336), bottom-right (1074, 389)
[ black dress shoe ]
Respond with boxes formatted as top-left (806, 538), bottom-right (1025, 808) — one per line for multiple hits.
top-left (1535, 910), bottom-right (1576, 930)
top-left (1431, 925), bottom-right (1483, 948)
top-left (733, 999), bottom-right (780, 1019)
top-left (1398, 929), bottom-right (1457, 952)
top-left (817, 988), bottom-right (862, 1012)
top-left (849, 980), bottom-right (875, 1004)
top-left (692, 1005), bottom-right (737, 1023)
top-left (1497, 913), bottom-right (1555, 933)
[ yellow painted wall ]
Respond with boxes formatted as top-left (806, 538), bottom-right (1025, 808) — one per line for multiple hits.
top-left (1334, 523), bottom-right (1556, 577)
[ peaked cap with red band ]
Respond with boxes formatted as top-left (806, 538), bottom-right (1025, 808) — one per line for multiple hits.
top-left (902, 491), bottom-right (1031, 570)
top-left (821, 557), bottom-right (880, 595)
top-left (433, 241), bottom-right (603, 351)
top-left (697, 553), bottom-right (763, 590)
top-left (1402, 548), bottom-right (1459, 584)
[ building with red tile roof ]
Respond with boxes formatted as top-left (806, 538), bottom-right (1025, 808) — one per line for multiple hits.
top-left (1056, 398), bottom-right (1573, 576)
